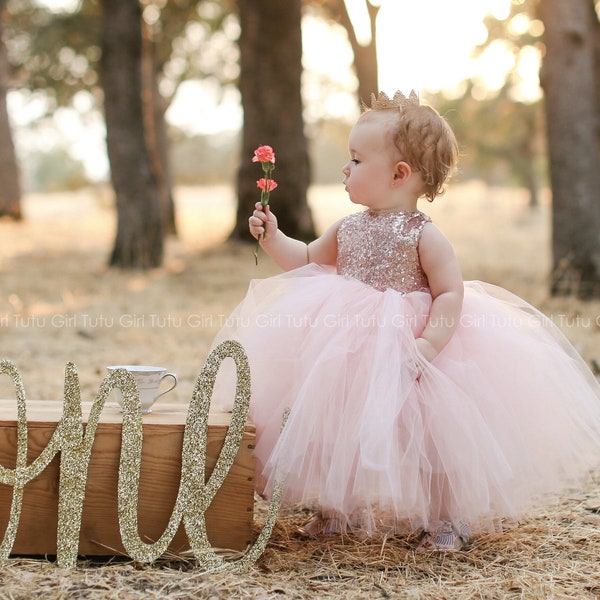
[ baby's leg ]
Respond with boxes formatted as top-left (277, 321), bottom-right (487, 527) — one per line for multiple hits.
top-left (417, 473), bottom-right (471, 551)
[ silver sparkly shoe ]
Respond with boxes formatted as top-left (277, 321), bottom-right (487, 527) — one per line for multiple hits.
top-left (296, 512), bottom-right (331, 538)
top-left (416, 519), bottom-right (471, 552)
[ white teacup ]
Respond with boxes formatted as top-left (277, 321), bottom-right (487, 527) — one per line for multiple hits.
top-left (107, 365), bottom-right (178, 414)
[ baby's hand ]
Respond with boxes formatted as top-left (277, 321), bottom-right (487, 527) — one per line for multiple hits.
top-left (249, 202), bottom-right (278, 241)
top-left (415, 337), bottom-right (438, 362)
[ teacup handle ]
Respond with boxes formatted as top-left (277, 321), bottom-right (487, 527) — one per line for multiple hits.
top-left (155, 372), bottom-right (178, 399)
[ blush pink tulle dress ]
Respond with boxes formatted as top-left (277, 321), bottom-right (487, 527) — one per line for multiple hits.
top-left (211, 209), bottom-right (600, 536)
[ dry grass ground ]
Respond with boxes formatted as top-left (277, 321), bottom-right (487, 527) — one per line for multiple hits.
top-left (1, 183), bottom-right (600, 598)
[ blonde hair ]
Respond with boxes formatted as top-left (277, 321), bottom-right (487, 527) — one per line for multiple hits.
top-left (361, 92), bottom-right (459, 202)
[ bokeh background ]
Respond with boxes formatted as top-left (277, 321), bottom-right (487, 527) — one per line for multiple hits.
top-left (2, 1), bottom-right (600, 598)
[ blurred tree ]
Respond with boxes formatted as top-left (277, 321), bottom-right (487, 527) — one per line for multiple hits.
top-left (24, 146), bottom-right (87, 192)
top-left (538, 0), bottom-right (600, 298)
top-left (141, 12), bottom-right (176, 235)
top-left (477, 0), bottom-right (600, 297)
top-left (0, 0), bottom-right (21, 220)
top-left (463, 3), bottom-right (547, 206)
top-left (101, 0), bottom-right (162, 268)
top-left (314, 0), bottom-right (379, 104)
top-left (4, 0), bottom-right (236, 239)
top-left (431, 84), bottom-right (546, 208)
top-left (233, 0), bottom-right (314, 242)
top-left (170, 130), bottom-right (239, 185)
top-left (138, 0), bottom-right (238, 235)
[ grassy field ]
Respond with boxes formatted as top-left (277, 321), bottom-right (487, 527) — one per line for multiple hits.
top-left (1, 183), bottom-right (600, 598)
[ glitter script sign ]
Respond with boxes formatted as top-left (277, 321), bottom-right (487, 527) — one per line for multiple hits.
top-left (0, 340), bottom-right (283, 570)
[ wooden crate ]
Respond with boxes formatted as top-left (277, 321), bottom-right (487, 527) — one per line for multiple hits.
top-left (0, 400), bottom-right (255, 556)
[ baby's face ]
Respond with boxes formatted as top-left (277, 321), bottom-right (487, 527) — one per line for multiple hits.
top-left (342, 113), bottom-right (402, 210)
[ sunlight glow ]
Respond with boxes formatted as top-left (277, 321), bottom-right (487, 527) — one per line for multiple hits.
top-left (14, 0), bottom-right (538, 182)
top-left (302, 17), bottom-right (355, 86)
top-left (344, 0), bottom-right (373, 45)
top-left (302, 16), bottom-right (358, 123)
top-left (476, 40), bottom-right (516, 91)
top-left (166, 81), bottom-right (242, 134)
top-left (508, 13), bottom-right (531, 36)
top-left (376, 0), bottom-right (514, 94)
top-left (34, 0), bottom-right (80, 11)
top-left (514, 46), bottom-right (542, 102)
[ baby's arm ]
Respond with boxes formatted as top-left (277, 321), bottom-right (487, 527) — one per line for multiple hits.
top-left (416, 223), bottom-right (464, 361)
top-left (249, 203), bottom-right (339, 270)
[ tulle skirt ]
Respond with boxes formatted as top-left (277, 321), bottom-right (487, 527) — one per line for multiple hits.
top-left (211, 264), bottom-right (600, 535)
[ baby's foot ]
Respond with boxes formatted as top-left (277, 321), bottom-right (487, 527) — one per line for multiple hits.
top-left (416, 520), bottom-right (471, 552)
top-left (296, 512), bottom-right (331, 538)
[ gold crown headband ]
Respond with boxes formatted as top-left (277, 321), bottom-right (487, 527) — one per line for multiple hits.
top-left (369, 90), bottom-right (420, 110)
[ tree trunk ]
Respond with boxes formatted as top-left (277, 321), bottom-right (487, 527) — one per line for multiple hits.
top-left (594, 1), bottom-right (600, 168)
top-left (0, 2), bottom-right (22, 221)
top-left (152, 84), bottom-right (176, 236)
top-left (142, 19), bottom-right (176, 236)
top-left (539, 0), bottom-right (600, 298)
top-left (101, 0), bottom-right (163, 268)
top-left (233, 0), bottom-right (314, 243)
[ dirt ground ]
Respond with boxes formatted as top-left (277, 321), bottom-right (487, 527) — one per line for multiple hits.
top-left (1, 183), bottom-right (600, 598)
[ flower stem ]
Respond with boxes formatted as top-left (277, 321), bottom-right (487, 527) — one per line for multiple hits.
top-left (254, 165), bottom-right (273, 265)
top-left (253, 238), bottom-right (261, 265)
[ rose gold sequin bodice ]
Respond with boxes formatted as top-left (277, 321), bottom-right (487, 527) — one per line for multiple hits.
top-left (336, 210), bottom-right (431, 293)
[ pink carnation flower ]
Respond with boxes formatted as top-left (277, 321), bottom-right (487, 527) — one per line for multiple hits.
top-left (252, 145), bottom-right (276, 164)
top-left (256, 178), bottom-right (278, 192)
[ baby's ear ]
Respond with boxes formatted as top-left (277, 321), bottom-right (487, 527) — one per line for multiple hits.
top-left (393, 161), bottom-right (411, 182)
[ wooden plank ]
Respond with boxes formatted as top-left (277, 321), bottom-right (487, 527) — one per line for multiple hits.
top-left (0, 400), bottom-right (255, 556)
top-left (0, 400), bottom-right (242, 430)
